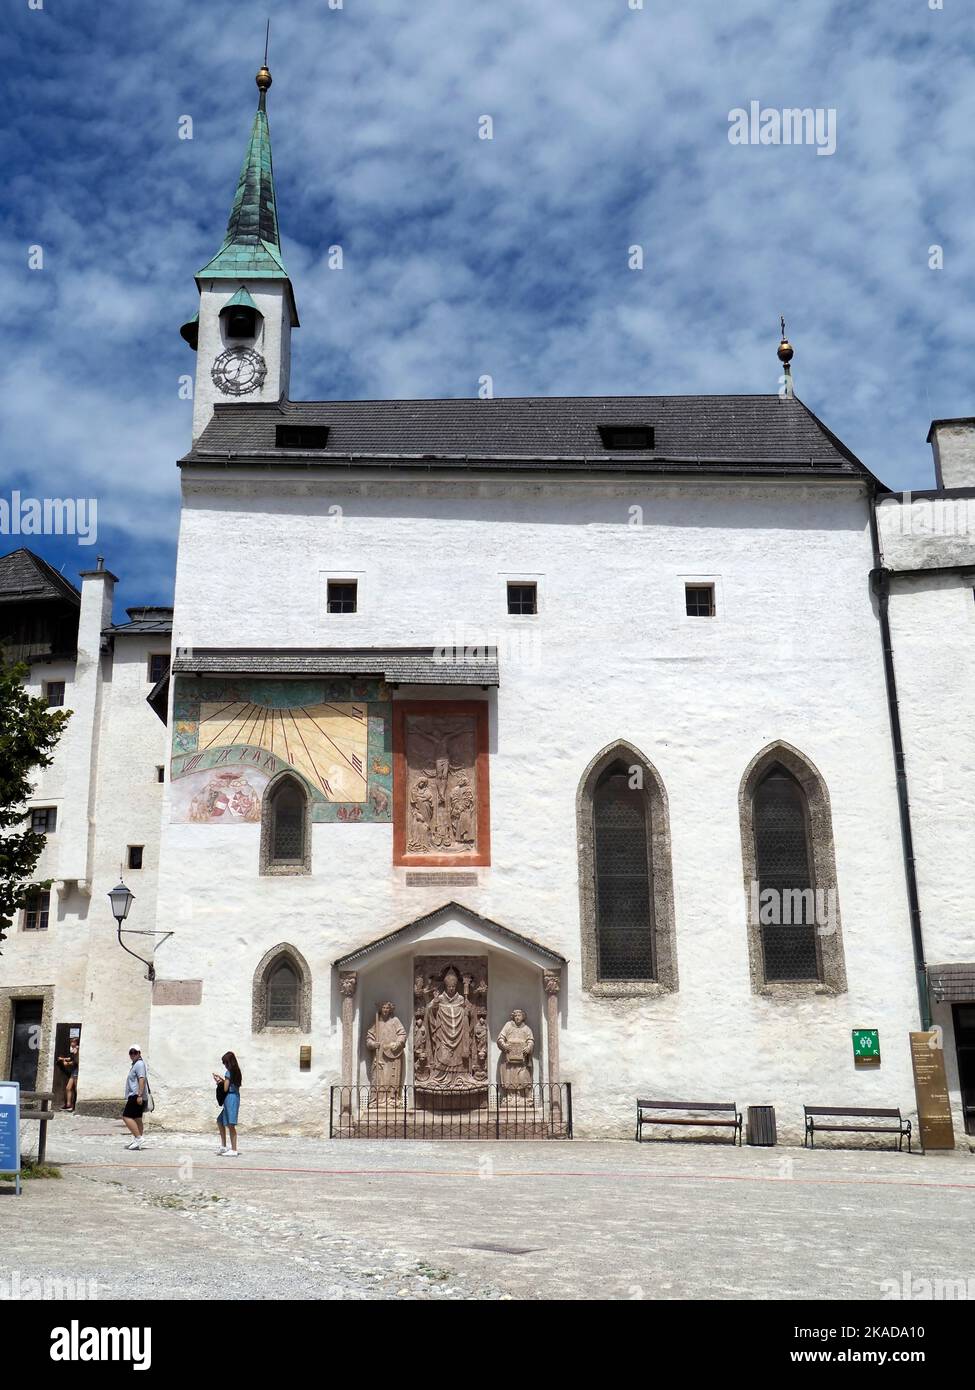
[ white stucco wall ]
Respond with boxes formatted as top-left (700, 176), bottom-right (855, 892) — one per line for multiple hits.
top-left (877, 493), bottom-right (975, 1140)
top-left (191, 280), bottom-right (293, 441)
top-left (79, 631), bottom-right (171, 1099)
top-left (148, 468), bottom-right (924, 1141)
top-left (5, 577), bottom-right (169, 1107)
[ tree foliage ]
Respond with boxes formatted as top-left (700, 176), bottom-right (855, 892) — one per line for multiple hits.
top-left (0, 658), bottom-right (70, 950)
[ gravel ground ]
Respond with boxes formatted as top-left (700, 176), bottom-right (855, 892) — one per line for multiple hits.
top-left (2, 1114), bottom-right (973, 1301)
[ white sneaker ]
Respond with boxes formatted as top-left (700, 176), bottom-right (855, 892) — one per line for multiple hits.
top-left (226, 1149), bottom-right (240, 1157)
top-left (130, 1139), bottom-right (145, 1150)
top-left (216, 1146), bottom-right (229, 1155)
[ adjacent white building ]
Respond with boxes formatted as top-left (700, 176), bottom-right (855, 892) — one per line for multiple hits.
top-left (0, 549), bottom-right (171, 1107)
top-left (875, 422), bottom-right (975, 1142)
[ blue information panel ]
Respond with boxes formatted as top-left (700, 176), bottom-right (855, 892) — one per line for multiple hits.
top-left (0, 1081), bottom-right (21, 1195)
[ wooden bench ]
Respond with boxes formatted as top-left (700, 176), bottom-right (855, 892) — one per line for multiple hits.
top-left (803, 1105), bottom-right (911, 1152)
top-left (20, 1091), bottom-right (55, 1164)
top-left (636, 1099), bottom-right (742, 1145)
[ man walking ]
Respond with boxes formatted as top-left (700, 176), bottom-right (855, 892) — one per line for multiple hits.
top-left (122, 1045), bottom-right (149, 1150)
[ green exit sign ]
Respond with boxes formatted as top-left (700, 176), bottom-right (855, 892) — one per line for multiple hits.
top-left (852, 1028), bottom-right (881, 1064)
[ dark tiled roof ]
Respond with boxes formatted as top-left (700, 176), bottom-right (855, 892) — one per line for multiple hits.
top-left (183, 394), bottom-right (875, 480)
top-left (928, 963), bottom-right (975, 1004)
top-left (147, 671), bottom-right (170, 725)
top-left (172, 647), bottom-right (500, 686)
top-left (105, 606), bottom-right (174, 636)
top-left (0, 548), bottom-right (81, 605)
top-left (105, 618), bottom-right (173, 636)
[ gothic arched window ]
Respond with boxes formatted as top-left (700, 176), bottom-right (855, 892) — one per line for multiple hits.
top-left (252, 945), bottom-right (312, 1033)
top-left (260, 774), bottom-right (311, 875)
top-left (739, 743), bottom-right (847, 995)
top-left (753, 767), bottom-right (819, 982)
top-left (267, 961), bottom-right (299, 1025)
top-left (577, 742), bottom-right (678, 997)
top-left (593, 762), bottom-right (655, 982)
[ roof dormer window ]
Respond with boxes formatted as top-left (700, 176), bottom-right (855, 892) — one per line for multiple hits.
top-left (275, 425), bottom-right (331, 449)
top-left (598, 425), bottom-right (654, 450)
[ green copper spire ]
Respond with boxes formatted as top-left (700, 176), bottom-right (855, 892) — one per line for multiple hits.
top-left (197, 64), bottom-right (288, 280)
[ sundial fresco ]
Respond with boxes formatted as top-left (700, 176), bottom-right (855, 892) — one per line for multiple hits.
top-left (198, 698), bottom-right (368, 803)
top-left (170, 678), bottom-right (392, 825)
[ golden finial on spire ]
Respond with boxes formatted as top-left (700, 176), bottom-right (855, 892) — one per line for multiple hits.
top-left (256, 20), bottom-right (272, 93)
top-left (777, 315), bottom-right (794, 365)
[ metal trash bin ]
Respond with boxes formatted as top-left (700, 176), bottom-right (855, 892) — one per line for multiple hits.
top-left (746, 1105), bottom-right (777, 1146)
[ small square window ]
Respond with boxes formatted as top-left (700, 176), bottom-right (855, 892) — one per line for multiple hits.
top-left (685, 583), bottom-right (716, 618)
top-left (127, 845), bottom-right (144, 871)
top-left (45, 681), bottom-right (65, 707)
top-left (327, 580), bottom-right (358, 614)
top-left (148, 654), bottom-right (170, 684)
top-left (156, 766), bottom-right (165, 784)
top-left (23, 888), bottom-right (50, 931)
top-left (507, 582), bottom-right (538, 615)
top-left (31, 807), bottom-right (57, 834)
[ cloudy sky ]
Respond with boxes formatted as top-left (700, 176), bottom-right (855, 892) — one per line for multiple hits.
top-left (4, 0), bottom-right (972, 611)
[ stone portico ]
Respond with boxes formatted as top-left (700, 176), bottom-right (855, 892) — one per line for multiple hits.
top-left (332, 902), bottom-right (566, 1136)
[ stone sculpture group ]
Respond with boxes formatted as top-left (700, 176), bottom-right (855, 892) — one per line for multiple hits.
top-left (365, 962), bottom-right (534, 1102)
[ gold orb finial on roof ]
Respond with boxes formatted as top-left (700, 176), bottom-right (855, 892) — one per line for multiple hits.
top-left (256, 65), bottom-right (272, 92)
top-left (777, 315), bottom-right (794, 364)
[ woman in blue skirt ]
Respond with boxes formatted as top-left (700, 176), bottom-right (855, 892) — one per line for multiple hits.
top-left (213, 1051), bottom-right (242, 1156)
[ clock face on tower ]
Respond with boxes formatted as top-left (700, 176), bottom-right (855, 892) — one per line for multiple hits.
top-left (211, 347), bottom-right (268, 396)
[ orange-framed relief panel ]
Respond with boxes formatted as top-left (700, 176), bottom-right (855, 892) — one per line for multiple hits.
top-left (393, 701), bottom-right (491, 867)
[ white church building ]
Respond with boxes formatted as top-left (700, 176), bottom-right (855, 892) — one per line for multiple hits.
top-left (4, 63), bottom-right (973, 1144)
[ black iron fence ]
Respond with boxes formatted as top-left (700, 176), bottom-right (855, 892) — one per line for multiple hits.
top-left (329, 1083), bottom-right (573, 1139)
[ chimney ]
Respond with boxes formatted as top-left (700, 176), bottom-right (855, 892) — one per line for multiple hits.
top-left (59, 560), bottom-right (119, 890)
top-left (927, 418), bottom-right (975, 489)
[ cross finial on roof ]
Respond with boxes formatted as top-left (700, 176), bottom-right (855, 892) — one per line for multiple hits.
top-left (777, 316), bottom-right (795, 398)
top-left (256, 20), bottom-right (272, 108)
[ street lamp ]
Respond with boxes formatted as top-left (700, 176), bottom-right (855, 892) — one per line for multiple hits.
top-left (107, 876), bottom-right (156, 982)
top-left (107, 878), bottom-right (135, 926)
top-left (107, 873), bottom-right (174, 983)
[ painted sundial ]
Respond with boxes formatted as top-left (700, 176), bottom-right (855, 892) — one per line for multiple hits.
top-left (170, 678), bottom-right (392, 824)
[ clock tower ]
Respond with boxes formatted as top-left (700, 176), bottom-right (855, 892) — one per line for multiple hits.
top-left (180, 63), bottom-right (299, 442)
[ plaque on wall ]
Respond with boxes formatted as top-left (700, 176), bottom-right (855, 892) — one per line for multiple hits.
top-left (909, 1030), bottom-right (955, 1151)
top-left (393, 702), bottom-right (490, 866)
top-left (152, 979), bottom-right (203, 1006)
top-left (405, 872), bottom-right (479, 887)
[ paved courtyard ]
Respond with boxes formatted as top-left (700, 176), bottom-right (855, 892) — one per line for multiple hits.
top-left (3, 1114), bottom-right (974, 1301)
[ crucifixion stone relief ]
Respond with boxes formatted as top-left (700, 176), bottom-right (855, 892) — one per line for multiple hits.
top-left (405, 715), bottom-right (478, 856)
